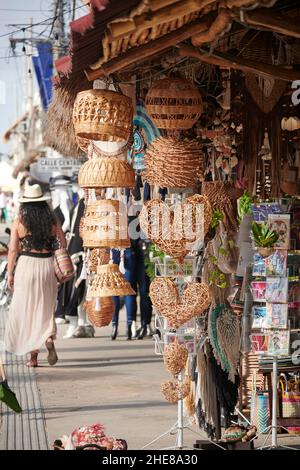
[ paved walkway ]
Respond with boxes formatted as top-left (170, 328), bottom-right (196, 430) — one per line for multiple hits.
top-left (1, 304), bottom-right (300, 450)
top-left (35, 319), bottom-right (200, 450)
top-left (0, 308), bottom-right (49, 450)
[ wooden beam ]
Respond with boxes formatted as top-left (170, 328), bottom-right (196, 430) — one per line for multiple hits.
top-left (239, 8), bottom-right (300, 39)
top-left (85, 13), bottom-right (216, 80)
top-left (108, 0), bottom-right (216, 40)
top-left (178, 44), bottom-right (300, 81)
top-left (191, 10), bottom-right (232, 47)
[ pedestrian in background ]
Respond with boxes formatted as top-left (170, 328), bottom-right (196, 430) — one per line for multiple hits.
top-left (4, 184), bottom-right (66, 367)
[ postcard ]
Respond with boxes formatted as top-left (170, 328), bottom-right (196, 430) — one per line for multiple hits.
top-left (250, 334), bottom-right (269, 354)
top-left (264, 303), bottom-right (288, 329)
top-left (251, 281), bottom-right (266, 302)
top-left (251, 203), bottom-right (282, 222)
top-left (265, 250), bottom-right (287, 277)
top-left (268, 330), bottom-right (290, 356)
top-left (252, 252), bottom-right (266, 277)
top-left (252, 306), bottom-right (267, 329)
top-left (268, 214), bottom-right (290, 250)
top-left (265, 277), bottom-right (288, 303)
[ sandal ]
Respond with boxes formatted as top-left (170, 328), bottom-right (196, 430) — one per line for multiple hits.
top-left (45, 339), bottom-right (58, 366)
top-left (26, 351), bottom-right (38, 367)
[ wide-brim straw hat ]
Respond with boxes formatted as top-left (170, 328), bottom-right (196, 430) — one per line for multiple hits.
top-left (19, 184), bottom-right (50, 203)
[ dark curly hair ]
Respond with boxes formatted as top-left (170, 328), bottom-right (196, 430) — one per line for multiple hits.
top-left (19, 201), bottom-right (57, 251)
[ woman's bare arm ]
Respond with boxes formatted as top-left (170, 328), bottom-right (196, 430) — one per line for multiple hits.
top-left (7, 219), bottom-right (20, 289)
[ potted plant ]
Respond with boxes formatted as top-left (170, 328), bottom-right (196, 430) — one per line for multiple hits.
top-left (251, 221), bottom-right (279, 257)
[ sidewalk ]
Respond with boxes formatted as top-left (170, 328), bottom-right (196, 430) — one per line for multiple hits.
top-left (35, 319), bottom-right (199, 450)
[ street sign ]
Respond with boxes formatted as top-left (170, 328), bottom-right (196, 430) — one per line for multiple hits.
top-left (30, 157), bottom-right (86, 183)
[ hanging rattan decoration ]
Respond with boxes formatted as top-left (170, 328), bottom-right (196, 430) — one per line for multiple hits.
top-left (81, 199), bottom-right (130, 249)
top-left (89, 263), bottom-right (136, 298)
top-left (201, 181), bottom-right (241, 234)
top-left (88, 248), bottom-right (110, 273)
top-left (84, 297), bottom-right (114, 327)
top-left (163, 340), bottom-right (188, 377)
top-left (143, 137), bottom-right (204, 188)
top-left (145, 77), bottom-right (202, 130)
top-left (73, 89), bottom-right (133, 141)
top-left (76, 135), bottom-right (90, 153)
top-left (161, 380), bottom-right (190, 404)
top-left (79, 142), bottom-right (135, 189)
top-left (139, 195), bottom-right (212, 262)
top-left (216, 305), bottom-right (240, 383)
top-left (150, 278), bottom-right (211, 328)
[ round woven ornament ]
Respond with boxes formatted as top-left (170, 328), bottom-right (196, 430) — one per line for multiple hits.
top-left (145, 77), bottom-right (202, 130)
top-left (143, 136), bottom-right (204, 188)
top-left (84, 297), bottom-right (114, 327)
top-left (163, 340), bottom-right (188, 377)
top-left (161, 380), bottom-right (190, 404)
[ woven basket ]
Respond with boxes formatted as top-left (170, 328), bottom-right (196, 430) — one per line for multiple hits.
top-left (89, 263), bottom-right (136, 298)
top-left (84, 297), bottom-right (114, 327)
top-left (143, 136), bottom-right (204, 188)
top-left (73, 90), bottom-right (133, 141)
top-left (81, 200), bottom-right (130, 249)
top-left (79, 157), bottom-right (135, 189)
top-left (145, 78), bottom-right (202, 130)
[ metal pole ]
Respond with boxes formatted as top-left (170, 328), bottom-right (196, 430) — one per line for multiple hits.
top-left (271, 356), bottom-right (278, 448)
top-left (178, 372), bottom-right (184, 449)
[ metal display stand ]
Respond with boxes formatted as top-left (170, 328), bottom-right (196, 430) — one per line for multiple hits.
top-left (142, 256), bottom-right (226, 450)
top-left (254, 356), bottom-right (300, 450)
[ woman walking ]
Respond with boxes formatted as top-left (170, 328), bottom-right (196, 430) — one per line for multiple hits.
top-left (4, 184), bottom-right (66, 367)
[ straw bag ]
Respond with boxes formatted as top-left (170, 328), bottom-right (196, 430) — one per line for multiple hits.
top-left (250, 371), bottom-right (270, 433)
top-left (54, 247), bottom-right (75, 284)
top-left (279, 375), bottom-right (300, 418)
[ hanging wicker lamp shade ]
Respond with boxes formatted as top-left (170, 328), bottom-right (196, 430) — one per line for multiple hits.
top-left (89, 263), bottom-right (136, 297)
top-left (81, 200), bottom-right (130, 249)
top-left (145, 78), bottom-right (202, 130)
top-left (84, 297), bottom-right (114, 327)
top-left (73, 90), bottom-right (133, 141)
top-left (78, 157), bottom-right (135, 189)
top-left (88, 248), bottom-right (110, 273)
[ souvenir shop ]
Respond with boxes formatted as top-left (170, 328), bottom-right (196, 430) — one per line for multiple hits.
top-left (45, 0), bottom-right (300, 450)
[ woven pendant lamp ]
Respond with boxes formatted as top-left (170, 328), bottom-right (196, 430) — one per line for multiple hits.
top-left (81, 199), bottom-right (130, 249)
top-left (145, 78), bottom-right (202, 130)
top-left (78, 156), bottom-right (135, 189)
top-left (84, 297), bottom-right (114, 327)
top-left (89, 263), bottom-right (136, 298)
top-left (73, 89), bottom-right (133, 142)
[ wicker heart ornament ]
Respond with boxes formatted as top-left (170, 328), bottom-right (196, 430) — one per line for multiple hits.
top-left (164, 340), bottom-right (188, 376)
top-left (150, 278), bottom-right (211, 328)
top-left (161, 380), bottom-right (190, 404)
top-left (139, 195), bottom-right (212, 262)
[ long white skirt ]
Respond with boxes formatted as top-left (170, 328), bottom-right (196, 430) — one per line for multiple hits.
top-left (4, 254), bottom-right (57, 355)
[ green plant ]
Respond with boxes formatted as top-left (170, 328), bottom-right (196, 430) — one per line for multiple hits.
top-left (210, 209), bottom-right (224, 229)
top-left (208, 256), bottom-right (227, 288)
top-left (251, 222), bottom-right (279, 248)
top-left (144, 244), bottom-right (165, 281)
top-left (238, 191), bottom-right (253, 224)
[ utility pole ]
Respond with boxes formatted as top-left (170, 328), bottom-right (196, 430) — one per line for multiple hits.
top-left (52, 0), bottom-right (68, 62)
top-left (27, 17), bottom-right (33, 115)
